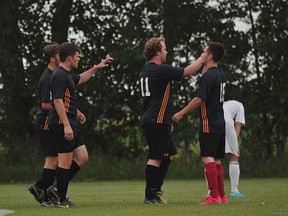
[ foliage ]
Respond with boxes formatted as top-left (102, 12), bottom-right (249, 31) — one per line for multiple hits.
top-left (0, 0), bottom-right (287, 170)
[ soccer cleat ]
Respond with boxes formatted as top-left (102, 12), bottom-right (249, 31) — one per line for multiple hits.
top-left (143, 191), bottom-right (167, 204)
top-left (28, 183), bottom-right (43, 204)
top-left (143, 197), bottom-right (162, 204)
top-left (41, 200), bottom-right (55, 207)
top-left (56, 198), bottom-right (79, 208)
top-left (201, 195), bottom-right (222, 205)
top-left (156, 191), bottom-right (168, 204)
top-left (231, 192), bottom-right (244, 198)
top-left (46, 185), bottom-right (59, 201)
top-left (221, 195), bottom-right (229, 203)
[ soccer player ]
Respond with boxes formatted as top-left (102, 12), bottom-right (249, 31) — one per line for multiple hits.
top-left (173, 42), bottom-right (228, 205)
top-left (223, 100), bottom-right (245, 198)
top-left (48, 42), bottom-right (113, 208)
top-left (28, 42), bottom-right (60, 206)
top-left (140, 36), bottom-right (203, 204)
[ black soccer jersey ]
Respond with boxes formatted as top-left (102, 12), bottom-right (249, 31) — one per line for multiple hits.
top-left (36, 68), bottom-right (53, 130)
top-left (196, 67), bottom-right (225, 133)
top-left (49, 66), bottom-right (80, 127)
top-left (139, 62), bottom-right (184, 125)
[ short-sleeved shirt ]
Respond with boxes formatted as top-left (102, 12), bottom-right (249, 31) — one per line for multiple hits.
top-left (35, 68), bottom-right (53, 130)
top-left (49, 66), bottom-right (80, 127)
top-left (196, 67), bottom-right (225, 133)
top-left (223, 100), bottom-right (245, 126)
top-left (139, 62), bottom-right (184, 125)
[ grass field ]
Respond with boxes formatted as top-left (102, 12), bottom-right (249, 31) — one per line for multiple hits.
top-left (0, 179), bottom-right (287, 216)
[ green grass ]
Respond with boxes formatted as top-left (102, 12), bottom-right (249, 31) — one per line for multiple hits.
top-left (1, 179), bottom-right (287, 216)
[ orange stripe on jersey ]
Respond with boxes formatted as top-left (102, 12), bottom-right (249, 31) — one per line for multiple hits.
top-left (157, 82), bottom-right (171, 123)
top-left (201, 101), bottom-right (209, 133)
top-left (64, 88), bottom-right (70, 112)
top-left (44, 116), bottom-right (49, 130)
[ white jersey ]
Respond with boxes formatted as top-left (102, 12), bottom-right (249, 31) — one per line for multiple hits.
top-left (223, 100), bottom-right (245, 126)
top-left (223, 100), bottom-right (245, 155)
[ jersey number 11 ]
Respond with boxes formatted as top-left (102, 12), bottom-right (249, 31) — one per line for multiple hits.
top-left (140, 77), bottom-right (151, 97)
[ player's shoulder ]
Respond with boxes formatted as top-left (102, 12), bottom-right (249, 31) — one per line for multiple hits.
top-left (53, 66), bottom-right (67, 76)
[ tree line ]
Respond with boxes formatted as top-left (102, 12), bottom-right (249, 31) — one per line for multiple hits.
top-left (0, 0), bottom-right (287, 168)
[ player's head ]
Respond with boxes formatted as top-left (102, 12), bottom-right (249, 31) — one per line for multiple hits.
top-left (205, 41), bottom-right (224, 63)
top-left (144, 36), bottom-right (167, 63)
top-left (42, 42), bottom-right (60, 65)
top-left (60, 42), bottom-right (81, 68)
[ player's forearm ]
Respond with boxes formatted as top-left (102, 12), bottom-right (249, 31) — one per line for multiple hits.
top-left (41, 102), bottom-right (52, 111)
top-left (180, 97), bottom-right (202, 115)
top-left (183, 57), bottom-right (203, 77)
top-left (78, 66), bottom-right (99, 85)
top-left (54, 99), bottom-right (70, 126)
top-left (234, 122), bottom-right (242, 137)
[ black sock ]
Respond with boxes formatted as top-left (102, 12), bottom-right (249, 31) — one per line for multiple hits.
top-left (145, 165), bottom-right (160, 200)
top-left (159, 158), bottom-right (172, 191)
top-left (42, 168), bottom-right (56, 201)
top-left (35, 173), bottom-right (44, 190)
top-left (56, 167), bottom-right (70, 202)
top-left (69, 160), bottom-right (81, 181)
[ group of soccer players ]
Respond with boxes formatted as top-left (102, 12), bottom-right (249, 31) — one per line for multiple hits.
top-left (140, 37), bottom-right (245, 205)
top-left (28, 42), bottom-right (113, 208)
top-left (28, 36), bottom-right (245, 208)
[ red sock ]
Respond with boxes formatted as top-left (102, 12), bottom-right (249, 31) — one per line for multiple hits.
top-left (216, 163), bottom-right (225, 197)
top-left (205, 162), bottom-right (219, 198)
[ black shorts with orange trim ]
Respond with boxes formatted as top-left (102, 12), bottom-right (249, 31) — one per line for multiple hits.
top-left (199, 131), bottom-right (225, 159)
top-left (142, 123), bottom-right (177, 160)
top-left (37, 129), bottom-right (57, 157)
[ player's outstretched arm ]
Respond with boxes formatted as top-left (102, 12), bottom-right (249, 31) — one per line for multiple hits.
top-left (183, 56), bottom-right (203, 77)
top-left (78, 57), bottom-right (113, 85)
top-left (172, 97), bottom-right (202, 122)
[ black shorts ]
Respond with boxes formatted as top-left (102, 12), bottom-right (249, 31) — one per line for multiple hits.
top-left (74, 130), bottom-right (85, 149)
top-left (49, 124), bottom-right (83, 153)
top-left (37, 129), bottom-right (57, 157)
top-left (142, 123), bottom-right (177, 160)
top-left (199, 131), bottom-right (225, 159)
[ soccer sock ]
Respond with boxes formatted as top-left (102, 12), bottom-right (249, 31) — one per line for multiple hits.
top-left (204, 162), bottom-right (219, 198)
top-left (69, 160), bottom-right (81, 181)
top-left (42, 168), bottom-right (56, 201)
top-left (159, 158), bottom-right (172, 191)
top-left (145, 164), bottom-right (160, 200)
top-left (216, 163), bottom-right (225, 197)
top-left (56, 167), bottom-right (70, 203)
top-left (229, 161), bottom-right (240, 193)
top-left (204, 168), bottom-right (210, 196)
top-left (35, 174), bottom-right (44, 190)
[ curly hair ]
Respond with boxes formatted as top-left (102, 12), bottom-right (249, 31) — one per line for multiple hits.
top-left (42, 42), bottom-right (60, 63)
top-left (143, 36), bottom-right (165, 61)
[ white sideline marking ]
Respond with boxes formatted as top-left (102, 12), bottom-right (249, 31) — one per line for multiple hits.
top-left (0, 209), bottom-right (14, 216)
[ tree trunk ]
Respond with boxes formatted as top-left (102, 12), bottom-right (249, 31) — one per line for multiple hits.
top-left (0, 1), bottom-right (35, 164)
top-left (51, 0), bottom-right (73, 43)
top-left (163, 0), bottom-right (178, 64)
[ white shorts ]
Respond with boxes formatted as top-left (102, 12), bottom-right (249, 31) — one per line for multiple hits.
top-left (225, 122), bottom-right (239, 156)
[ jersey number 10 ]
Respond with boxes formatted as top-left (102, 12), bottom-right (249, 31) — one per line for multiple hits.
top-left (140, 77), bottom-right (151, 97)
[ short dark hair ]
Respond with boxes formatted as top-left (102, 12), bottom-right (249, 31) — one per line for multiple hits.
top-left (59, 42), bottom-right (80, 62)
top-left (42, 42), bottom-right (60, 63)
top-left (207, 42), bottom-right (224, 62)
top-left (143, 36), bottom-right (165, 61)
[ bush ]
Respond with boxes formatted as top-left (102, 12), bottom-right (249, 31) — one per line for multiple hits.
top-left (0, 151), bottom-right (287, 183)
